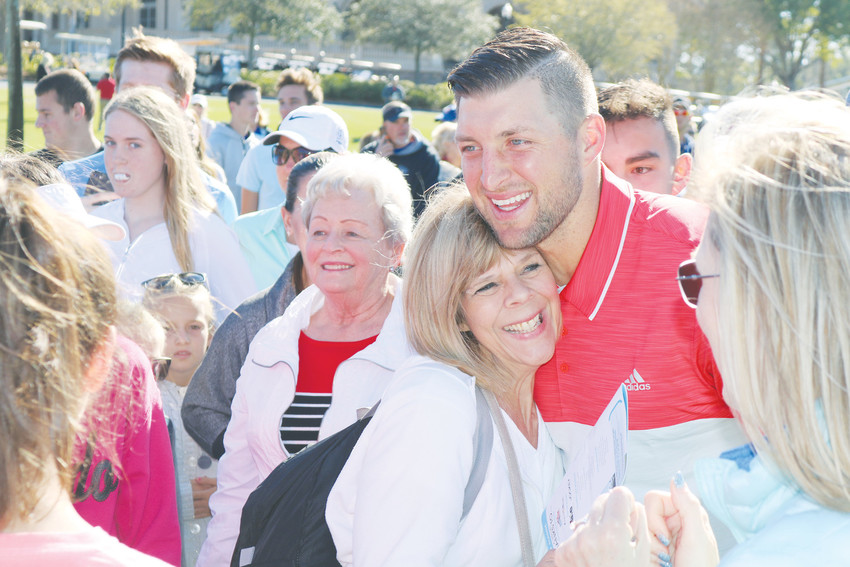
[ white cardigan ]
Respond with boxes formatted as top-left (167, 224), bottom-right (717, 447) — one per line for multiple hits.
top-left (198, 279), bottom-right (412, 567)
top-left (326, 354), bottom-right (566, 567)
top-left (92, 199), bottom-right (256, 323)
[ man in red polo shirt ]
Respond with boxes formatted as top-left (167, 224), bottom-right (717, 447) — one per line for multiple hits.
top-left (450, 28), bottom-right (746, 551)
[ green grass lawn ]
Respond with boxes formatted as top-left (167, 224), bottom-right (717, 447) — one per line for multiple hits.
top-left (1, 83), bottom-right (445, 153)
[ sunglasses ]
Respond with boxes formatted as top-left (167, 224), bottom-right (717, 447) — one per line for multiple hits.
top-left (674, 107), bottom-right (690, 117)
top-left (676, 259), bottom-right (719, 308)
top-left (142, 272), bottom-right (208, 290)
top-left (272, 144), bottom-right (317, 166)
top-left (151, 357), bottom-right (172, 381)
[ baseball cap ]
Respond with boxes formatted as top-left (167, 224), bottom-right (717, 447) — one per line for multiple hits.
top-left (382, 101), bottom-right (412, 123)
top-left (36, 183), bottom-right (126, 241)
top-left (190, 93), bottom-right (208, 108)
top-left (435, 103), bottom-right (457, 122)
top-left (263, 106), bottom-right (349, 153)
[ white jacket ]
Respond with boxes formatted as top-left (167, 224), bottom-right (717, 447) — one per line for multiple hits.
top-left (326, 355), bottom-right (566, 567)
top-left (92, 199), bottom-right (256, 323)
top-left (198, 279), bottom-right (412, 566)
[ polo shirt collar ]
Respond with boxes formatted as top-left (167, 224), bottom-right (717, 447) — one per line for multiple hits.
top-left (262, 206), bottom-right (286, 237)
top-left (561, 165), bottom-right (636, 320)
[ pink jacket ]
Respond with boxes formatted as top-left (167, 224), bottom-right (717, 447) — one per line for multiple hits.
top-left (73, 335), bottom-right (181, 566)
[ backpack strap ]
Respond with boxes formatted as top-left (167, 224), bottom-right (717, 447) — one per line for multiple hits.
top-left (461, 385), bottom-right (493, 520)
top-left (483, 388), bottom-right (535, 567)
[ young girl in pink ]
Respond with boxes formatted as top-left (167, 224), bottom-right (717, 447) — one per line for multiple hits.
top-left (144, 274), bottom-right (218, 566)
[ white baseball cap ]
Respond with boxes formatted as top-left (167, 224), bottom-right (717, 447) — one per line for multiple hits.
top-left (190, 93), bottom-right (208, 108)
top-left (262, 106), bottom-right (349, 153)
top-left (36, 183), bottom-right (126, 241)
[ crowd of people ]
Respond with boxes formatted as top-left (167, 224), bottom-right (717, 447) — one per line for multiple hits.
top-left (2, 26), bottom-right (848, 567)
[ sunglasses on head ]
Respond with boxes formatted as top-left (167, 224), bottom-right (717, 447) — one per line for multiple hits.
top-left (676, 259), bottom-right (719, 308)
top-left (142, 272), bottom-right (208, 291)
top-left (272, 144), bottom-right (317, 166)
top-left (151, 357), bottom-right (171, 381)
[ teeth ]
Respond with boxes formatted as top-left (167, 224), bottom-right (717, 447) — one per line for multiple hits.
top-left (491, 191), bottom-right (531, 211)
top-left (114, 173), bottom-right (130, 181)
top-left (504, 313), bottom-right (542, 334)
top-left (324, 264), bottom-right (352, 271)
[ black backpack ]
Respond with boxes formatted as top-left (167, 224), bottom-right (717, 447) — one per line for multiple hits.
top-left (231, 385), bottom-right (494, 567)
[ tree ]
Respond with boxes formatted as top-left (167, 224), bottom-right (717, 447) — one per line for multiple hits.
top-left (669, 0), bottom-right (760, 93)
top-left (4, 0), bottom-right (138, 149)
top-left (349, 0), bottom-right (497, 83)
top-left (517, 0), bottom-right (676, 80)
top-left (6, 0), bottom-right (24, 150)
top-left (746, 0), bottom-right (850, 89)
top-left (187, 0), bottom-right (342, 68)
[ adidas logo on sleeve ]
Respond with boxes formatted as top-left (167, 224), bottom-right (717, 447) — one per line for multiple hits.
top-left (624, 369), bottom-right (651, 391)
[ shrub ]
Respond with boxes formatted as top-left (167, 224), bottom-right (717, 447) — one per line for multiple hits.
top-left (241, 69), bottom-right (281, 97)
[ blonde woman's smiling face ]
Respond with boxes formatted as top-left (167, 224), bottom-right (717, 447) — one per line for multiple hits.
top-left (461, 248), bottom-right (561, 378)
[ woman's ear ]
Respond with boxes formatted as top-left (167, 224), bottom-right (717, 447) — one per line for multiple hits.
top-left (390, 241), bottom-right (405, 269)
top-left (84, 326), bottom-right (117, 394)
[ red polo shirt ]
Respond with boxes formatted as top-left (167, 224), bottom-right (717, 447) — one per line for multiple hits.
top-left (536, 168), bottom-right (732, 426)
top-left (534, 170), bottom-right (747, 534)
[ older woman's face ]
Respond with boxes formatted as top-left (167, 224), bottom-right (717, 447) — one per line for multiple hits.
top-left (461, 248), bottom-right (561, 378)
top-left (304, 186), bottom-right (400, 297)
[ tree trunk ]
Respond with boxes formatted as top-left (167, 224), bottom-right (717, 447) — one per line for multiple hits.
top-left (247, 27), bottom-right (256, 69)
top-left (414, 44), bottom-right (421, 84)
top-left (6, 0), bottom-right (23, 151)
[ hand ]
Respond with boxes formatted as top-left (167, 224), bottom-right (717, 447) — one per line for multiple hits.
top-left (552, 487), bottom-right (651, 567)
top-left (191, 476), bottom-right (217, 519)
top-left (374, 136), bottom-right (395, 157)
top-left (81, 191), bottom-right (119, 210)
top-left (644, 474), bottom-right (719, 567)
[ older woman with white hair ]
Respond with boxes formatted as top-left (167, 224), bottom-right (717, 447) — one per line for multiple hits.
top-left (198, 153), bottom-right (414, 566)
top-left (551, 92), bottom-right (850, 567)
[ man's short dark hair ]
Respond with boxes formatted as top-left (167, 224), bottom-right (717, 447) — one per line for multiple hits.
top-left (35, 69), bottom-right (96, 121)
top-left (276, 68), bottom-right (324, 105)
top-left (448, 27), bottom-right (597, 136)
top-left (228, 80), bottom-right (260, 105)
top-left (598, 78), bottom-right (680, 158)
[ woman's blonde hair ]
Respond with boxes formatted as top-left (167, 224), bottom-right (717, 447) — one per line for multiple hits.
top-left (0, 177), bottom-right (117, 523)
top-left (105, 86), bottom-right (215, 272)
top-left (694, 92), bottom-right (850, 510)
top-left (142, 277), bottom-right (216, 337)
top-left (403, 183), bottom-right (519, 393)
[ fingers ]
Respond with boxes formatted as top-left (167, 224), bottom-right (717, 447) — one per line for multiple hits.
top-left (644, 490), bottom-right (674, 560)
top-left (666, 473), bottom-right (720, 567)
top-left (554, 487), bottom-right (651, 567)
top-left (601, 486), bottom-right (635, 524)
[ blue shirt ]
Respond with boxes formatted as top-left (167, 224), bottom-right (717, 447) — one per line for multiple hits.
top-left (235, 144), bottom-right (284, 211)
top-left (232, 206), bottom-right (298, 289)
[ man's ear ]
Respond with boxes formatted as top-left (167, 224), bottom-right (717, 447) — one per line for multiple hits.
top-left (672, 153), bottom-right (693, 196)
top-left (83, 326), bottom-right (117, 394)
top-left (72, 101), bottom-right (86, 121)
top-left (580, 113), bottom-right (606, 167)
